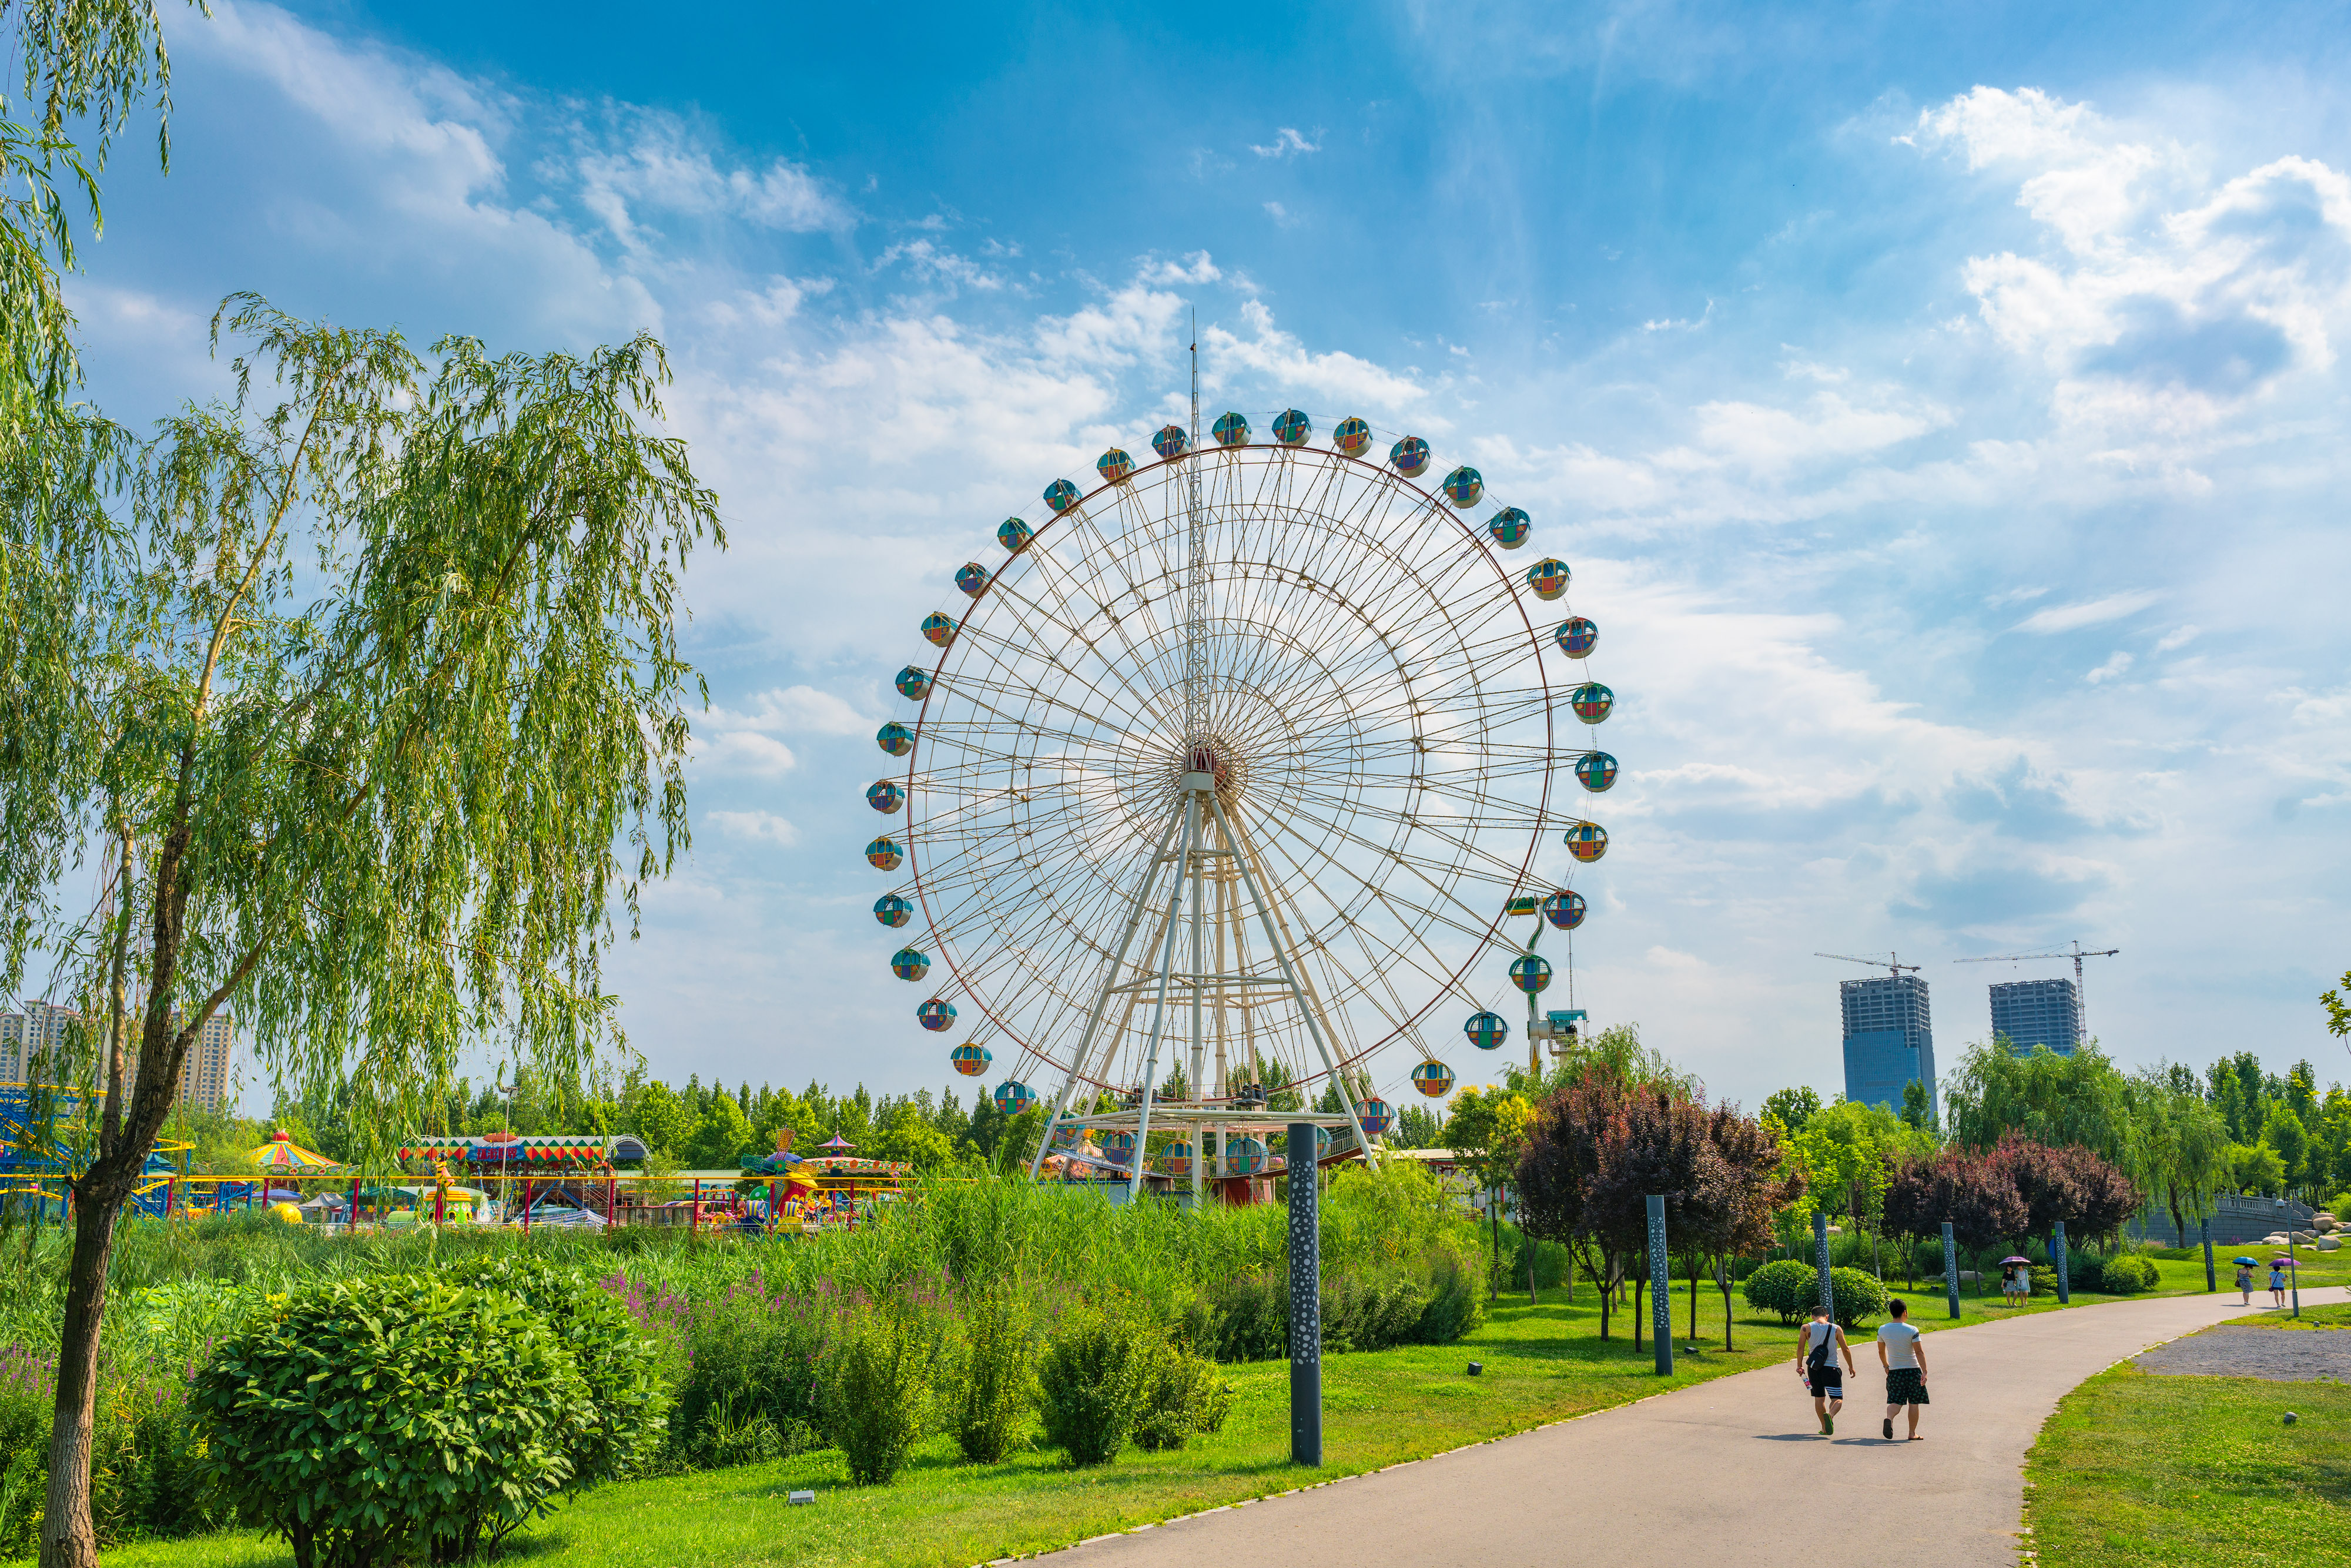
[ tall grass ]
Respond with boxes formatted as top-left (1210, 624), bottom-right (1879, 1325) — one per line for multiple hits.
top-left (0, 1159), bottom-right (1476, 1366)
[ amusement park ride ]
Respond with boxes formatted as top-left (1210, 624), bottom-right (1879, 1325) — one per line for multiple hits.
top-left (867, 346), bottom-right (1618, 1202)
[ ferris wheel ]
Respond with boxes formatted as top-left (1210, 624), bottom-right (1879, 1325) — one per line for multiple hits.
top-left (863, 386), bottom-right (1617, 1190)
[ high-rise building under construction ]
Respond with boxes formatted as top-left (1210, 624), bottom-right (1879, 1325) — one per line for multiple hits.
top-left (1990, 977), bottom-right (2079, 1055)
top-left (1841, 973), bottom-right (1935, 1111)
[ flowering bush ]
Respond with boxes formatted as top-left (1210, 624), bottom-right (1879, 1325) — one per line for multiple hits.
top-left (610, 1269), bottom-right (832, 1469)
top-left (0, 1345), bottom-right (226, 1555)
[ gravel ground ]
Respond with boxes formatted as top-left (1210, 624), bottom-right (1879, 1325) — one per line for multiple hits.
top-left (2134, 1324), bottom-right (2351, 1382)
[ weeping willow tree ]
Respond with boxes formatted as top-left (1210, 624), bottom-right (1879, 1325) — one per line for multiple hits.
top-left (1, 296), bottom-right (719, 1566)
top-left (0, 0), bottom-right (185, 420)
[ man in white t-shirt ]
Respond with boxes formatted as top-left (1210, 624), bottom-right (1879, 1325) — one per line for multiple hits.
top-left (1794, 1304), bottom-right (1856, 1435)
top-left (1876, 1298), bottom-right (1929, 1441)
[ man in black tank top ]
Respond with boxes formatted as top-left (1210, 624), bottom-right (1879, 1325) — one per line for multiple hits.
top-left (1794, 1305), bottom-right (1856, 1435)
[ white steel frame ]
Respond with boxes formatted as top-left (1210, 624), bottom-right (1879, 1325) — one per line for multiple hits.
top-left (886, 366), bottom-right (1613, 1182)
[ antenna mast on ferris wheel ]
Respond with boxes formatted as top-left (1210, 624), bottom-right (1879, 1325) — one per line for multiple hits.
top-left (1186, 313), bottom-right (1206, 748)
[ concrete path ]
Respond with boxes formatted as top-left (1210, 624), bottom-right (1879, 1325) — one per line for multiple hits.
top-left (1042, 1288), bottom-right (2349, 1568)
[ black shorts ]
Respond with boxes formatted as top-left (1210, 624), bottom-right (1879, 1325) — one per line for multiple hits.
top-left (1808, 1363), bottom-right (1843, 1398)
top-left (1886, 1367), bottom-right (1928, 1405)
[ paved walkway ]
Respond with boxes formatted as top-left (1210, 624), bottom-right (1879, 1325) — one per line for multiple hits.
top-left (1042, 1288), bottom-right (2348, 1568)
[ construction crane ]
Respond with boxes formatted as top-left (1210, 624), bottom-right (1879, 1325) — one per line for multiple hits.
top-left (1814, 952), bottom-right (1922, 976)
top-left (1954, 939), bottom-right (2119, 1042)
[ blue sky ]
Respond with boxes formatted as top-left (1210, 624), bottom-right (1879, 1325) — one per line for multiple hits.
top-left (63, 1), bottom-right (2351, 1111)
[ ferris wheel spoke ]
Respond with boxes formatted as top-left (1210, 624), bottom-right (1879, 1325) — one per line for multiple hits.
top-left (944, 619), bottom-right (1185, 745)
top-left (1244, 785), bottom-right (1518, 952)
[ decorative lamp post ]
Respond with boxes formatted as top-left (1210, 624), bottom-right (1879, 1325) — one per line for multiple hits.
top-left (1288, 1120), bottom-right (1322, 1466)
top-left (1647, 1195), bottom-right (1673, 1376)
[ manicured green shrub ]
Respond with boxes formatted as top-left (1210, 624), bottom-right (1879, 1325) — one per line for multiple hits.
top-left (2098, 1254), bottom-right (2159, 1295)
top-left (1037, 1302), bottom-right (1151, 1466)
top-left (195, 1274), bottom-right (597, 1568)
top-left (1742, 1258), bottom-right (1817, 1324)
top-left (1827, 1267), bottom-right (1886, 1328)
top-left (820, 1305), bottom-right (940, 1485)
top-left (951, 1288), bottom-right (1035, 1465)
top-left (2029, 1264), bottom-right (2059, 1295)
top-left (441, 1255), bottom-right (668, 1486)
top-left (1132, 1341), bottom-right (1232, 1453)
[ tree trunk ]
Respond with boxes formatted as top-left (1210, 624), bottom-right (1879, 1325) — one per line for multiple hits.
top-left (38, 1193), bottom-right (115, 1568)
top-left (42, 788), bottom-right (230, 1568)
top-left (1717, 1263), bottom-right (1734, 1352)
top-left (1632, 1275), bottom-right (1645, 1353)
top-left (1526, 1241), bottom-right (1538, 1305)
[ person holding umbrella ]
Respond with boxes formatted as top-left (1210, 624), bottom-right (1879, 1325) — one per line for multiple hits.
top-left (2000, 1255), bottom-right (2032, 1308)
top-left (2234, 1257), bottom-right (2259, 1305)
top-left (2269, 1257), bottom-right (2291, 1308)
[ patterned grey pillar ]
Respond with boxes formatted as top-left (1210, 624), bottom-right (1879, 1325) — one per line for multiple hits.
top-left (2052, 1221), bottom-right (2070, 1305)
top-left (1813, 1210), bottom-right (1834, 1316)
top-left (2201, 1218), bottom-right (2215, 1293)
top-left (1647, 1194), bottom-right (1673, 1376)
top-left (1288, 1121), bottom-right (1322, 1466)
top-left (1941, 1221), bottom-right (1960, 1319)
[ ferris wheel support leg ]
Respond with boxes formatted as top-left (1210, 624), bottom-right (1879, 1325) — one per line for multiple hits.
top-left (1128, 790), bottom-right (1201, 1205)
top-left (1188, 778), bottom-right (1208, 1107)
top-left (1208, 794), bottom-right (1380, 1174)
top-left (1027, 807), bottom-right (1185, 1180)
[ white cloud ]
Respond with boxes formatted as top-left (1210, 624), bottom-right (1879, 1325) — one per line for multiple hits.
top-left (2084, 651), bottom-right (2134, 683)
top-left (873, 238), bottom-right (1006, 292)
top-left (691, 732), bottom-right (798, 776)
top-left (2013, 590), bottom-right (2160, 634)
top-left (1249, 128), bottom-right (1321, 159)
top-left (1687, 391), bottom-right (1944, 473)
top-left (1204, 299), bottom-right (1428, 415)
top-left (1140, 252), bottom-right (1221, 286)
top-left (1642, 300), bottom-right (1714, 332)
top-left (707, 809), bottom-right (801, 846)
top-left (1915, 86), bottom-right (2351, 444)
top-left (2154, 625), bottom-right (2201, 652)
top-left (711, 686), bottom-right (874, 736)
top-left (180, 1), bottom-right (654, 343)
top-left (1262, 200), bottom-right (1291, 225)
top-left (574, 111), bottom-right (852, 251)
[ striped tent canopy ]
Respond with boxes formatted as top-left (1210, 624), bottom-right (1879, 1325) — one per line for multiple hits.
top-left (248, 1131), bottom-right (340, 1171)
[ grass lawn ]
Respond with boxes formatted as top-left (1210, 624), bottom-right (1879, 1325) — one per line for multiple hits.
top-left (2024, 1366), bottom-right (2351, 1568)
top-left (2228, 1300), bottom-right (2351, 1330)
top-left (84, 1252), bottom-right (2351, 1568)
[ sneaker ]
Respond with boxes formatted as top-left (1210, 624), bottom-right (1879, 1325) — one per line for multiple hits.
top-left (1824, 1414), bottom-right (1835, 1436)
top-left (1883, 1418), bottom-right (1894, 1440)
